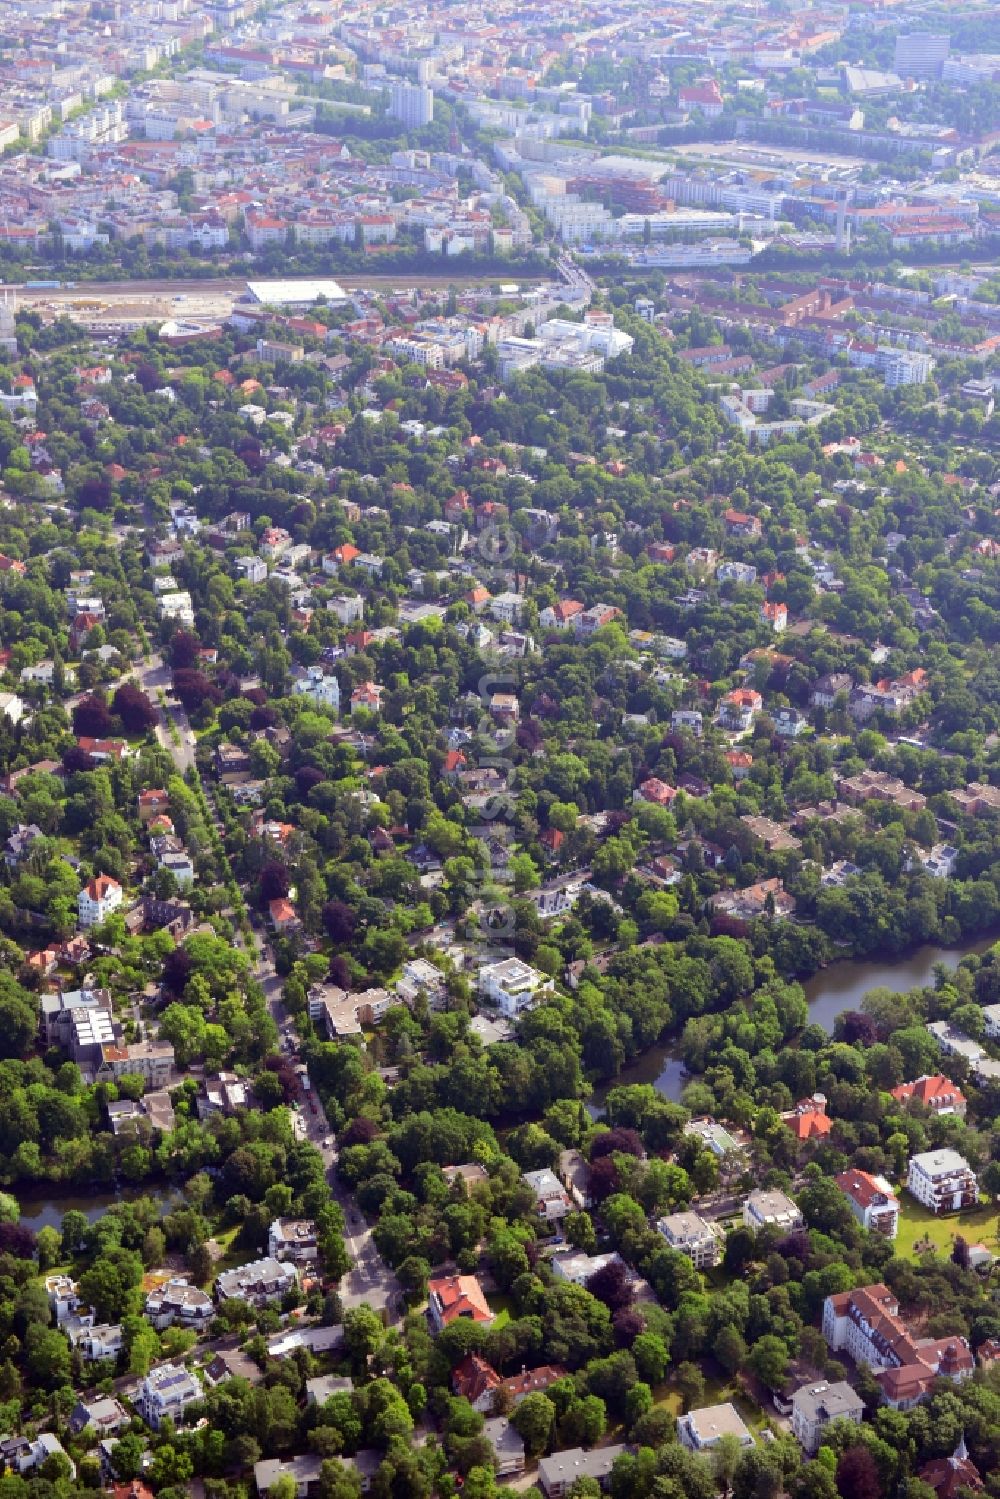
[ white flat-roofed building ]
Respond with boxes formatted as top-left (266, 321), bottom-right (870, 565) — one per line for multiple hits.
top-left (244, 279), bottom-right (347, 307)
top-left (656, 1210), bottom-right (721, 1268)
top-left (551, 1251), bottom-right (622, 1286)
top-left (268, 1218), bottom-right (318, 1263)
top-left (522, 1168), bottom-right (572, 1222)
top-left (743, 1188), bottom-right (803, 1234)
top-left (478, 957), bottom-right (553, 1017)
top-left (678, 1402), bottom-right (754, 1452)
top-left (906, 1149), bottom-right (979, 1214)
top-left (136, 1362), bottom-right (202, 1429)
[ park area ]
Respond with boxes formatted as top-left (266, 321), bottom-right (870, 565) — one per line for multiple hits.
top-left (895, 1196), bottom-right (1000, 1261)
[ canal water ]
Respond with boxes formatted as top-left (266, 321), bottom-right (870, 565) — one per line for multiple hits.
top-left (17, 1186), bottom-right (172, 1233)
top-left (590, 930), bottom-right (999, 1112)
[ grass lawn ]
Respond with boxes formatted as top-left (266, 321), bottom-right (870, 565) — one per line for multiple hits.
top-left (204, 1224), bottom-right (244, 1284)
top-left (894, 1196), bottom-right (1000, 1259)
top-left (486, 1292), bottom-right (514, 1331)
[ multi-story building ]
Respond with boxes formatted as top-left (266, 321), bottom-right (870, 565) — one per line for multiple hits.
top-left (906, 1150), bottom-right (979, 1214)
top-left (891, 1074), bottom-right (967, 1118)
top-left (215, 1257), bottom-right (297, 1307)
top-left (292, 666), bottom-right (340, 712)
top-left (477, 957), bottom-right (553, 1017)
top-left (835, 1170), bottom-right (900, 1238)
top-left (135, 1364), bottom-right (202, 1430)
top-left (97, 1042), bottom-right (174, 1088)
top-left (677, 1403), bottom-right (754, 1452)
top-left (743, 1189), bottom-right (803, 1234)
top-left (390, 82), bottom-right (434, 128)
top-left (656, 1211), bottom-right (721, 1268)
top-left (822, 1284), bottom-right (973, 1407)
top-left (268, 1219), bottom-right (319, 1264)
top-left (791, 1382), bottom-right (864, 1454)
top-left (537, 1446), bottom-right (628, 1499)
top-left (427, 1274), bottom-right (494, 1333)
top-left (894, 33), bottom-right (950, 80)
top-left (78, 874), bottom-right (122, 928)
top-left (521, 1169), bottom-right (573, 1223)
top-left (145, 1279), bottom-right (215, 1331)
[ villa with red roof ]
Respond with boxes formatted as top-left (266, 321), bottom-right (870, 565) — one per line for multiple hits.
top-left (891, 1074), bottom-right (967, 1118)
top-left (835, 1169), bottom-right (900, 1238)
top-left (78, 874), bottom-right (123, 929)
top-left (539, 600), bottom-right (584, 631)
top-left (781, 1093), bottom-right (833, 1142)
top-left (427, 1274), bottom-right (494, 1333)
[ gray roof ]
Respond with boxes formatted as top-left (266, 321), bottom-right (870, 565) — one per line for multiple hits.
top-left (792, 1381), bottom-right (862, 1422)
top-left (254, 1453), bottom-right (324, 1493)
top-left (483, 1416), bottom-right (525, 1462)
top-left (538, 1445), bottom-right (628, 1487)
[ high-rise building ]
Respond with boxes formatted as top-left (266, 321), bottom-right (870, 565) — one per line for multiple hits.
top-left (893, 33), bottom-right (950, 80)
top-left (390, 82), bottom-right (434, 128)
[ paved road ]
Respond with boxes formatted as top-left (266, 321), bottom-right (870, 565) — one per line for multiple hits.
top-left (252, 934), bottom-right (402, 1319)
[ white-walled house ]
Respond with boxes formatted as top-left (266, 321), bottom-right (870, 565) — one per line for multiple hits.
top-left (78, 874), bottom-right (122, 928)
top-left (477, 957), bottom-right (553, 1017)
top-left (906, 1149), bottom-right (978, 1214)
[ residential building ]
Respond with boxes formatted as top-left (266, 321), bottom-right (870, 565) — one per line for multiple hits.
top-left (543, 1230), bottom-right (618, 1276)
top-left (678, 1403), bottom-right (755, 1452)
top-left (500, 1365), bottom-right (569, 1406)
top-left (198, 1071), bottom-right (252, 1119)
top-left (215, 1257), bottom-right (297, 1307)
top-left (743, 1189), bottom-right (803, 1234)
top-left (237, 555), bottom-right (267, 585)
top-left (253, 1454), bottom-right (323, 1497)
top-left (482, 1417), bottom-right (525, 1478)
top-left (268, 1219), bottom-right (318, 1263)
top-left (906, 1150), bottom-right (979, 1214)
top-left (390, 82), bottom-right (434, 128)
top-left (980, 1004), bottom-right (1000, 1040)
top-left (478, 957), bottom-right (553, 1017)
top-left (145, 1279), bottom-right (215, 1331)
top-left (452, 1353), bottom-right (503, 1413)
top-left (522, 1168), bottom-right (573, 1223)
top-left (97, 1042), bottom-right (174, 1088)
top-left (537, 1446), bottom-right (628, 1499)
top-left (293, 666), bottom-right (340, 712)
top-left (135, 1363), bottom-right (202, 1429)
top-left (891, 1075), bottom-right (967, 1118)
top-left (427, 1274), bottom-right (494, 1333)
top-left (781, 1093), bottom-right (833, 1141)
top-left (926, 1020), bottom-right (986, 1068)
top-left (68, 1396), bottom-right (129, 1438)
top-left (656, 1210), bottom-right (721, 1268)
top-left (835, 1170), bottom-right (900, 1238)
top-left (327, 594), bottom-right (364, 625)
top-left (684, 1118), bottom-right (743, 1160)
top-left (78, 874), bottom-right (123, 928)
top-left (0, 1435), bottom-right (75, 1479)
top-left (822, 1284), bottom-right (973, 1407)
top-left (791, 1382), bottom-right (864, 1454)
